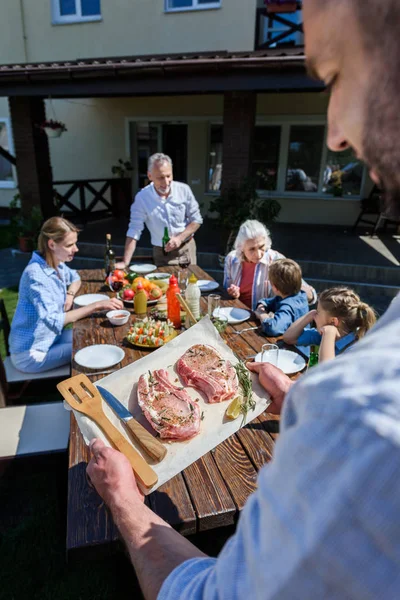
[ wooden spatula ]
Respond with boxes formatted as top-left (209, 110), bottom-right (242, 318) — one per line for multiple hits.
top-left (57, 374), bottom-right (158, 490)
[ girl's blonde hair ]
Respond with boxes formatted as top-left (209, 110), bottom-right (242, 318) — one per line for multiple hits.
top-left (318, 287), bottom-right (376, 339)
top-left (38, 217), bottom-right (79, 268)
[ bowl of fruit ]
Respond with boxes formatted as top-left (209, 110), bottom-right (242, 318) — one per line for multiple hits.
top-left (114, 275), bottom-right (166, 306)
top-left (106, 269), bottom-right (136, 292)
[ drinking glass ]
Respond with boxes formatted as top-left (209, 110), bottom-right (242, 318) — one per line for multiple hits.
top-left (177, 269), bottom-right (188, 292)
top-left (261, 343), bottom-right (279, 367)
top-left (208, 294), bottom-right (221, 317)
top-left (178, 255), bottom-right (191, 270)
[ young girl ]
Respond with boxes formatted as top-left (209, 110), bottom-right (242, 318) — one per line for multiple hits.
top-left (283, 287), bottom-right (377, 363)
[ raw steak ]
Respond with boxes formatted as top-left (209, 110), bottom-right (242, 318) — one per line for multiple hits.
top-left (137, 369), bottom-right (201, 440)
top-left (176, 344), bottom-right (238, 403)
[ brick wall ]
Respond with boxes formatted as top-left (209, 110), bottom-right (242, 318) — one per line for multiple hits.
top-left (221, 91), bottom-right (256, 191)
top-left (9, 96), bottom-right (54, 219)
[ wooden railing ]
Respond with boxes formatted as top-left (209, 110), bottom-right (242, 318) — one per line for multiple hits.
top-left (255, 3), bottom-right (303, 50)
top-left (53, 177), bottom-right (132, 223)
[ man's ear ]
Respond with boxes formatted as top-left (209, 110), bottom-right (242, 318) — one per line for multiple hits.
top-left (147, 171), bottom-right (153, 182)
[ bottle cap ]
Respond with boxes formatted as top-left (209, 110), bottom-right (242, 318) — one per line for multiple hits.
top-left (137, 282), bottom-right (144, 290)
top-left (188, 273), bottom-right (197, 284)
top-left (169, 275), bottom-right (178, 285)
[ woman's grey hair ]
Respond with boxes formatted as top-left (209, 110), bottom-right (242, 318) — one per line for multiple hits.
top-left (148, 153), bottom-right (173, 172)
top-left (233, 220), bottom-right (272, 258)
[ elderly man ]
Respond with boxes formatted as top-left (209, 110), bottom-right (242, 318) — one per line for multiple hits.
top-left (88, 2), bottom-right (400, 598)
top-left (116, 153), bottom-right (203, 268)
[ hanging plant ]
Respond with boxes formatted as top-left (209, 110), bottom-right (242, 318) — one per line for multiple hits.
top-left (264, 0), bottom-right (298, 13)
top-left (40, 119), bottom-right (67, 138)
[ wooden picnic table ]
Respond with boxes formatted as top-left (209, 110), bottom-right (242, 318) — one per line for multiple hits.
top-left (67, 266), bottom-right (302, 560)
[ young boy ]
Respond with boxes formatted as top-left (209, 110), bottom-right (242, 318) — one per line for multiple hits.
top-left (254, 259), bottom-right (309, 336)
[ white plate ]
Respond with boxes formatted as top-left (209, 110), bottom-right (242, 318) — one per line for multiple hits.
top-left (129, 264), bottom-right (157, 274)
top-left (197, 279), bottom-right (219, 292)
top-left (73, 293), bottom-right (110, 307)
top-left (255, 349), bottom-right (306, 375)
top-left (74, 345), bottom-right (125, 369)
top-left (146, 272), bottom-right (170, 280)
top-left (213, 306), bottom-right (251, 324)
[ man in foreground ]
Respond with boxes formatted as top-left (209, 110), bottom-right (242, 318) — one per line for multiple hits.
top-left (88, 1), bottom-right (400, 597)
top-left (115, 153), bottom-right (203, 267)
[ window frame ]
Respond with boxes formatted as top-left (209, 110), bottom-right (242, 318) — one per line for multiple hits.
top-left (165, 0), bottom-right (222, 14)
top-left (205, 116), bottom-right (366, 200)
top-left (52, 0), bottom-right (102, 25)
top-left (0, 118), bottom-right (16, 189)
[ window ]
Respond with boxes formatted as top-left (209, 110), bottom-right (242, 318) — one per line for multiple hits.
top-left (286, 125), bottom-right (324, 192)
top-left (165, 0), bottom-right (221, 12)
top-left (207, 121), bottom-right (365, 198)
top-left (52, 0), bottom-right (101, 24)
top-left (261, 11), bottom-right (303, 47)
top-left (251, 126), bottom-right (281, 191)
top-left (207, 125), bottom-right (223, 192)
top-left (323, 148), bottom-right (363, 196)
top-left (0, 120), bottom-right (15, 188)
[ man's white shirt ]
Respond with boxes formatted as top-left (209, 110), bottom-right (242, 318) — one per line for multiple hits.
top-left (126, 181), bottom-right (203, 246)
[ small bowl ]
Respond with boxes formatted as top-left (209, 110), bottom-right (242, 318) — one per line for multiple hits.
top-left (106, 309), bottom-right (130, 326)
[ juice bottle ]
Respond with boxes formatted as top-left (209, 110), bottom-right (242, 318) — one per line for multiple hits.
top-left (134, 282), bottom-right (147, 316)
top-left (167, 275), bottom-right (181, 328)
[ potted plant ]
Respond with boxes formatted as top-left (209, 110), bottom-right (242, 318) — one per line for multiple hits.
top-left (264, 0), bottom-right (297, 13)
top-left (111, 158), bottom-right (133, 178)
top-left (40, 119), bottom-right (67, 138)
top-left (209, 177), bottom-right (281, 267)
top-left (9, 194), bottom-right (43, 252)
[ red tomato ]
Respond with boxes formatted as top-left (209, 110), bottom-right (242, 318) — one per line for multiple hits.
top-left (122, 278), bottom-right (130, 286)
top-left (114, 269), bottom-right (125, 281)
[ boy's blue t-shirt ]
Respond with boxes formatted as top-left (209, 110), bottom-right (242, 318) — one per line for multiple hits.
top-left (258, 290), bottom-right (309, 337)
top-left (297, 328), bottom-right (357, 355)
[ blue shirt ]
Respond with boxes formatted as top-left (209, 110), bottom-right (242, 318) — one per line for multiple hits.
top-left (297, 327), bottom-right (357, 355)
top-left (9, 252), bottom-right (80, 355)
top-left (159, 294), bottom-right (400, 600)
top-left (257, 291), bottom-right (309, 336)
top-left (127, 181), bottom-right (203, 246)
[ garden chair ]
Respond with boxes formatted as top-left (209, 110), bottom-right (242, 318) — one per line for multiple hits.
top-left (0, 299), bottom-right (70, 407)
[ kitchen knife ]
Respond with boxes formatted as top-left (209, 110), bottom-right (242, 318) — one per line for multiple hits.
top-left (97, 385), bottom-right (167, 462)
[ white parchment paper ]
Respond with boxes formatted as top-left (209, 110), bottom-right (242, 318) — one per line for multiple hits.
top-left (72, 316), bottom-right (270, 494)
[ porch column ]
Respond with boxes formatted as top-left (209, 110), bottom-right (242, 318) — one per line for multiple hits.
top-left (8, 96), bottom-right (54, 219)
top-left (221, 91), bottom-right (256, 191)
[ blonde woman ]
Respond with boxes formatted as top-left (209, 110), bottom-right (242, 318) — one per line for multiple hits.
top-left (224, 220), bottom-right (317, 310)
top-left (10, 216), bottom-right (122, 373)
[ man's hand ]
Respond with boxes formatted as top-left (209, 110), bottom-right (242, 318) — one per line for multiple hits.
top-left (227, 284), bottom-right (240, 299)
top-left (87, 439), bottom-right (144, 509)
top-left (247, 362), bottom-right (293, 415)
top-left (165, 235), bottom-right (182, 253)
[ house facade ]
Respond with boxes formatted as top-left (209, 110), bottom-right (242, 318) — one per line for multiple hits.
top-left (0, 0), bottom-right (370, 225)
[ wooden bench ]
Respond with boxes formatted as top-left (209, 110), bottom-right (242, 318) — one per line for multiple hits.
top-left (0, 402), bottom-right (70, 460)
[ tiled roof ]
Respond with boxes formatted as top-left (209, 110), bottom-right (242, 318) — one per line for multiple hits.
top-left (0, 48), bottom-right (305, 77)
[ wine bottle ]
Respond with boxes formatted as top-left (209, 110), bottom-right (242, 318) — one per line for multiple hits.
top-left (104, 233), bottom-right (116, 276)
top-left (162, 227), bottom-right (170, 255)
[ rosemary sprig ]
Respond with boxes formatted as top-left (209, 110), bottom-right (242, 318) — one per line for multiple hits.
top-left (234, 361), bottom-right (256, 426)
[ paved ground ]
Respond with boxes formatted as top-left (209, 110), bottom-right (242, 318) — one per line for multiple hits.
top-left (79, 217), bottom-right (400, 268)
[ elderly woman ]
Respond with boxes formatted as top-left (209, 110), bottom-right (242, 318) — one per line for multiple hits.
top-left (9, 216), bottom-right (122, 374)
top-left (224, 220), bottom-right (317, 310)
